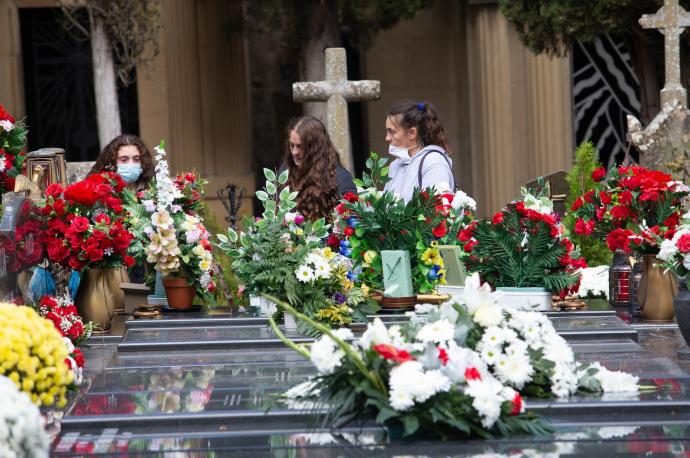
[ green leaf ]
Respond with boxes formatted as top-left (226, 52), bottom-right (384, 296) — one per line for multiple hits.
top-left (228, 228), bottom-right (238, 243)
top-left (263, 168), bottom-right (276, 181)
top-left (289, 191), bottom-right (299, 200)
top-left (216, 233), bottom-right (229, 244)
top-left (256, 190), bottom-right (269, 201)
top-left (266, 181), bottom-right (277, 195)
top-left (278, 170), bottom-right (289, 184)
top-left (366, 157), bottom-right (374, 170)
top-left (377, 157), bottom-right (388, 168)
top-left (375, 407), bottom-right (399, 424)
top-left (380, 166), bottom-right (389, 177)
top-left (279, 187), bottom-right (290, 201)
top-left (355, 227), bottom-right (364, 238)
top-left (402, 415), bottom-right (420, 436)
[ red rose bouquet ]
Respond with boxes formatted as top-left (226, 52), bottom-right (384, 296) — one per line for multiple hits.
top-left (570, 165), bottom-right (689, 254)
top-left (0, 199), bottom-right (44, 273)
top-left (462, 188), bottom-right (585, 296)
top-left (0, 104), bottom-right (28, 194)
top-left (38, 172), bottom-right (135, 271)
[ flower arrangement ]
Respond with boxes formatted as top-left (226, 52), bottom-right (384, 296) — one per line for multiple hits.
top-left (272, 273), bottom-right (638, 438)
top-left (38, 171), bottom-right (135, 271)
top-left (569, 164), bottom-right (689, 254)
top-left (0, 375), bottom-right (49, 457)
top-left (0, 199), bottom-right (44, 273)
top-left (0, 104), bottom-right (28, 195)
top-left (129, 141), bottom-right (215, 299)
top-left (461, 187), bottom-right (585, 296)
top-left (0, 303), bottom-right (73, 407)
top-left (217, 169), bottom-right (375, 329)
top-left (331, 153), bottom-right (476, 294)
top-left (656, 225), bottom-right (690, 287)
top-left (32, 295), bottom-right (91, 385)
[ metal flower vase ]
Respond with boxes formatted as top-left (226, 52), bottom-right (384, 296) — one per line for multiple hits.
top-left (75, 267), bottom-right (129, 331)
top-left (637, 254), bottom-right (678, 322)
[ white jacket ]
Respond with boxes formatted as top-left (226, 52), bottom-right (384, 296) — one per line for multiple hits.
top-left (383, 145), bottom-right (454, 202)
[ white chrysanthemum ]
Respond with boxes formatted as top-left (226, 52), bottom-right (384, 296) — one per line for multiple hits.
top-left (464, 377), bottom-right (504, 428)
top-left (388, 361), bottom-right (452, 411)
top-left (309, 329), bottom-right (353, 375)
top-left (480, 346), bottom-right (500, 366)
top-left (312, 260), bottom-right (332, 279)
top-left (473, 303), bottom-right (504, 328)
top-left (416, 319), bottom-right (455, 343)
top-left (494, 352), bottom-right (533, 389)
top-left (542, 334), bottom-right (574, 364)
top-left (577, 266), bottom-right (610, 298)
top-left (441, 341), bottom-right (488, 383)
top-left (433, 182), bottom-right (452, 195)
top-left (295, 265), bottom-right (315, 283)
top-left (0, 376), bottom-right (50, 457)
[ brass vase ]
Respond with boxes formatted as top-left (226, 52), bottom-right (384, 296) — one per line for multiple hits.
top-left (75, 267), bottom-right (130, 331)
top-left (638, 254), bottom-right (678, 322)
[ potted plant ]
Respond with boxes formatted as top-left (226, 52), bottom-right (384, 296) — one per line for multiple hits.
top-left (128, 141), bottom-right (216, 310)
top-left (461, 186), bottom-right (585, 311)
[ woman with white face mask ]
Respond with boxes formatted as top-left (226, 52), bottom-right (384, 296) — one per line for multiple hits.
top-left (383, 101), bottom-right (455, 202)
top-left (89, 134), bottom-right (154, 192)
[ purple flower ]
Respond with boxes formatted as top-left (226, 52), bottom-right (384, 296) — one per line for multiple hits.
top-left (294, 214), bottom-right (305, 225)
top-left (334, 292), bottom-right (347, 304)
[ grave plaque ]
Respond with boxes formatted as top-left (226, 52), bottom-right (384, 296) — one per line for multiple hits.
top-left (381, 250), bottom-right (414, 298)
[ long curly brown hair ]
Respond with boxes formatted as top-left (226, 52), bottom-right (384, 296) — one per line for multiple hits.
top-left (89, 134), bottom-right (154, 186)
top-left (284, 116), bottom-right (340, 221)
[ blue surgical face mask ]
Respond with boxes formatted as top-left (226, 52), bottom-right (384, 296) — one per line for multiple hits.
top-left (117, 163), bottom-right (143, 184)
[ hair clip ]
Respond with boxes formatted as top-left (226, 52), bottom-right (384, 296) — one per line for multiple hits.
top-left (417, 102), bottom-right (425, 110)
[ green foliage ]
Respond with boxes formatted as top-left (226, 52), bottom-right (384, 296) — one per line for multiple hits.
top-left (498, 0), bottom-right (675, 56)
top-left (246, 0), bottom-right (436, 49)
top-left (563, 142), bottom-right (612, 266)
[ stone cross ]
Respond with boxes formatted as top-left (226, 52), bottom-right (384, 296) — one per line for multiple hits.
top-left (293, 48), bottom-right (381, 173)
top-left (627, 0), bottom-right (690, 175)
top-left (639, 0), bottom-right (690, 107)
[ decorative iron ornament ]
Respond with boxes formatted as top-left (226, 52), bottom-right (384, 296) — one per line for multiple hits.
top-left (218, 183), bottom-right (245, 230)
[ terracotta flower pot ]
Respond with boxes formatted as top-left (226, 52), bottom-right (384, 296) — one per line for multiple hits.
top-left (162, 277), bottom-right (195, 310)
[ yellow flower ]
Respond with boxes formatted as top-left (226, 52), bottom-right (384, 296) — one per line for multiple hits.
top-left (361, 284), bottom-right (370, 297)
top-left (363, 250), bottom-right (378, 265)
top-left (0, 303), bottom-right (72, 407)
top-left (321, 247), bottom-right (335, 260)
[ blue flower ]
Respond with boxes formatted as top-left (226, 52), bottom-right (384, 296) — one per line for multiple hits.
top-left (427, 270), bottom-right (438, 280)
top-left (432, 265), bottom-right (441, 273)
top-left (346, 216), bottom-right (359, 228)
top-left (346, 271), bottom-right (358, 281)
top-left (340, 248), bottom-right (353, 257)
top-left (340, 240), bottom-right (351, 249)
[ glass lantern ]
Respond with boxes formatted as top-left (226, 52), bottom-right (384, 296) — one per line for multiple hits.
top-left (609, 250), bottom-right (632, 307)
top-left (628, 256), bottom-right (644, 317)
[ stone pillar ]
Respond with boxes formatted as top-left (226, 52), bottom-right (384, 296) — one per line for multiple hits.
top-left (0, 0), bottom-right (24, 118)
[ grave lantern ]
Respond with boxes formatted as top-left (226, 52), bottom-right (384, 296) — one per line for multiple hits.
top-left (25, 148), bottom-right (68, 192)
top-left (0, 194), bottom-right (39, 303)
top-left (609, 251), bottom-right (632, 307)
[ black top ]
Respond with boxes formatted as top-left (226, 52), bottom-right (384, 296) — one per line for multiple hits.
top-left (278, 163), bottom-right (357, 196)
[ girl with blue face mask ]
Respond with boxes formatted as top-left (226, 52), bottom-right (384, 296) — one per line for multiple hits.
top-left (383, 101), bottom-right (455, 203)
top-left (89, 134), bottom-right (154, 191)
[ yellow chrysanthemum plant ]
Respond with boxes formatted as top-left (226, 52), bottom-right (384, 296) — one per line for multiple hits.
top-left (0, 303), bottom-right (73, 407)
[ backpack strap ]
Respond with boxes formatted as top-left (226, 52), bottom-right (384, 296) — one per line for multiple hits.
top-left (417, 149), bottom-right (455, 190)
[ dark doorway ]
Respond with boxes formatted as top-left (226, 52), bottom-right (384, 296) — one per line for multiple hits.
top-left (19, 7), bottom-right (139, 162)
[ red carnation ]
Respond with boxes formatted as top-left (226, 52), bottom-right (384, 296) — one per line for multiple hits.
top-left (326, 235), bottom-right (340, 250)
top-left (344, 226), bottom-right (355, 237)
top-left (583, 190), bottom-right (596, 204)
top-left (591, 166), bottom-right (606, 182)
top-left (464, 367), bottom-right (481, 381)
top-left (68, 320), bottom-right (84, 340)
top-left (574, 218), bottom-right (595, 236)
top-left (373, 344), bottom-right (414, 363)
top-left (463, 239), bottom-right (478, 253)
top-left (438, 347), bottom-right (448, 366)
top-left (184, 172), bottom-right (196, 183)
top-left (124, 255), bottom-right (136, 268)
top-left (343, 192), bottom-right (359, 203)
top-left (492, 212), bottom-right (504, 225)
top-left (619, 190), bottom-right (633, 206)
top-left (599, 191), bottom-right (612, 205)
top-left (511, 393), bottom-right (523, 415)
top-left (432, 220), bottom-right (447, 238)
top-left (677, 234), bottom-right (690, 253)
top-left (570, 197), bottom-right (584, 211)
top-left (610, 205), bottom-right (633, 221)
top-left (606, 228), bottom-right (634, 253)
top-left (335, 203), bottom-right (347, 215)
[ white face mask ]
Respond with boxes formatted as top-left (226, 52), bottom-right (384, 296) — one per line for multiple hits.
top-left (388, 143), bottom-right (421, 162)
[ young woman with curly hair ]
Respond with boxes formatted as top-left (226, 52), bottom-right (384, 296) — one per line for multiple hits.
top-left (281, 116), bottom-right (356, 221)
top-left (89, 134), bottom-right (154, 192)
top-left (384, 101), bottom-right (455, 202)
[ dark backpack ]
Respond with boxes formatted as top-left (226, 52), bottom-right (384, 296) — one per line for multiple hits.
top-left (417, 149), bottom-right (456, 191)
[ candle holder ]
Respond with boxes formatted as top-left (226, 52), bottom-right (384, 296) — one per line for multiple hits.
top-left (609, 250), bottom-right (632, 307)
